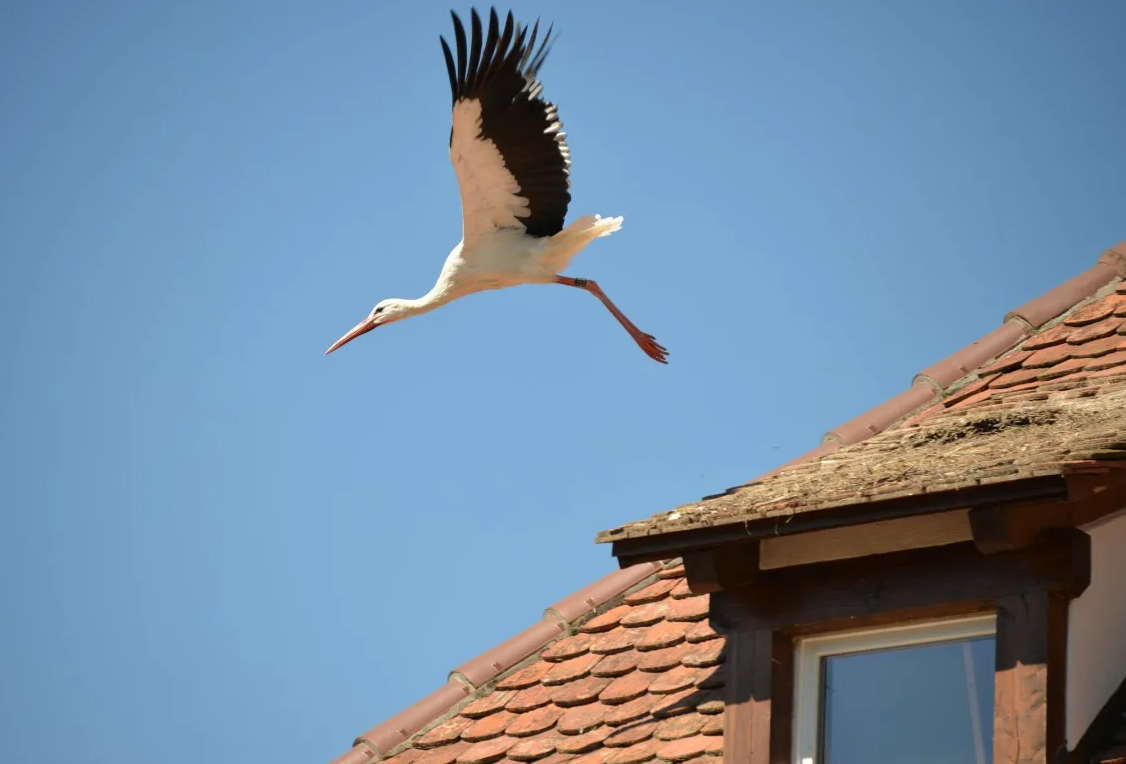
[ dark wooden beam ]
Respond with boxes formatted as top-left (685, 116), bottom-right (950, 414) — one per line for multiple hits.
top-left (711, 531), bottom-right (1090, 634)
top-left (993, 589), bottom-right (1069, 764)
top-left (684, 542), bottom-right (761, 595)
top-left (723, 630), bottom-right (793, 764)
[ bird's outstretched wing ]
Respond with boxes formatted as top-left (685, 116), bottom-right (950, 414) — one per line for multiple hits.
top-left (440, 8), bottom-right (572, 248)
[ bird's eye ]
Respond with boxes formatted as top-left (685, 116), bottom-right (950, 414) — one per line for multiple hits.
top-left (373, 306), bottom-right (385, 315)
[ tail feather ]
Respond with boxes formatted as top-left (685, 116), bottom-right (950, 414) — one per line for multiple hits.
top-left (541, 214), bottom-right (623, 275)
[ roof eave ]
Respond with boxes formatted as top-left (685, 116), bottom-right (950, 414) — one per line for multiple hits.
top-left (607, 473), bottom-right (1071, 567)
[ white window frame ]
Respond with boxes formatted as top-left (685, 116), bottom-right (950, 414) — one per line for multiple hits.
top-left (792, 613), bottom-right (997, 764)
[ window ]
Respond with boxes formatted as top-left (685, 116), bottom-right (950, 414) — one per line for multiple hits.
top-left (793, 615), bottom-right (996, 764)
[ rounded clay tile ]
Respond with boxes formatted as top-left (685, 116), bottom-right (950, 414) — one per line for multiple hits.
top-left (1088, 350), bottom-right (1126, 372)
top-left (497, 663), bottom-right (553, 691)
top-left (580, 605), bottom-right (632, 634)
top-left (463, 711), bottom-right (518, 742)
top-left (696, 669), bottom-right (724, 690)
top-left (542, 634), bottom-right (593, 663)
top-left (651, 689), bottom-right (699, 720)
top-left (1072, 335), bottom-right (1126, 358)
top-left (658, 565), bottom-right (685, 580)
top-left (682, 642), bottom-right (725, 669)
top-left (591, 650), bottom-right (640, 678)
top-left (506, 704), bottom-right (566, 738)
top-left (1115, 295), bottom-right (1126, 314)
top-left (668, 580), bottom-right (693, 600)
top-left (416, 742), bottom-right (474, 764)
top-left (638, 643), bottom-right (692, 673)
top-left (603, 694), bottom-right (659, 727)
top-left (694, 690), bottom-right (724, 716)
top-left (655, 735), bottom-right (721, 762)
top-left (557, 702), bottom-right (608, 735)
top-left (636, 621), bottom-right (687, 652)
top-left (507, 684), bottom-right (556, 714)
top-left (600, 670), bottom-right (657, 705)
top-left (543, 654), bottom-right (602, 686)
top-left (457, 736), bottom-right (517, 764)
top-left (589, 629), bottom-right (638, 656)
top-left (1023, 323), bottom-right (1073, 350)
top-left (603, 719), bottom-right (658, 748)
top-left (463, 692), bottom-right (518, 720)
top-left (620, 602), bottom-right (670, 628)
top-left (383, 749), bottom-right (422, 764)
top-left (1023, 344), bottom-right (1071, 368)
top-left (556, 726), bottom-right (613, 754)
top-left (507, 737), bottom-right (561, 762)
top-left (569, 749), bottom-right (610, 764)
top-left (700, 717), bottom-right (722, 736)
top-left (417, 717), bottom-right (475, 749)
top-left (552, 675), bottom-right (614, 708)
top-left (1067, 320), bottom-right (1120, 344)
top-left (683, 621), bottom-right (717, 645)
top-left (648, 666), bottom-right (702, 695)
top-left (531, 752), bottom-right (578, 764)
top-left (604, 738), bottom-right (662, 764)
top-left (1065, 297), bottom-right (1117, 327)
top-left (624, 579), bottom-right (678, 605)
top-left (664, 597), bottom-right (708, 623)
top-left (655, 715), bottom-right (704, 742)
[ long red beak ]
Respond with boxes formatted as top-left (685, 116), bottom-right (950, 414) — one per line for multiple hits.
top-left (325, 317), bottom-right (377, 355)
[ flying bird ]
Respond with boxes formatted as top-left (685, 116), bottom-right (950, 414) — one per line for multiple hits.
top-left (325, 7), bottom-right (667, 363)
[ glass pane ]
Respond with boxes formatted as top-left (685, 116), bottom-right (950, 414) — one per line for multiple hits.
top-left (822, 635), bottom-right (994, 764)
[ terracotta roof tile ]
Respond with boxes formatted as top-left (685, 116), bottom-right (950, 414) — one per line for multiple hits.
top-left (497, 663), bottom-right (554, 691)
top-left (580, 606), bottom-right (631, 634)
top-left (635, 621), bottom-right (686, 652)
top-left (698, 717), bottom-right (722, 737)
top-left (506, 705), bottom-right (566, 738)
top-left (557, 703), bottom-right (608, 735)
top-left (623, 579), bottom-right (678, 605)
top-left (417, 718), bottom-right (475, 749)
top-left (508, 737), bottom-right (563, 762)
top-left (600, 670), bottom-right (657, 705)
top-left (462, 693), bottom-right (516, 720)
top-left (543, 654), bottom-right (602, 686)
top-left (683, 622), bottom-right (719, 645)
top-left (604, 739), bottom-right (662, 764)
top-left (619, 602), bottom-right (670, 628)
top-left (647, 666), bottom-right (703, 695)
top-left (458, 736), bottom-right (517, 764)
top-left (664, 596), bottom-right (708, 623)
top-left (462, 712), bottom-right (516, 742)
top-left (603, 720), bottom-right (658, 748)
top-left (655, 736), bottom-right (722, 762)
top-left (636, 643), bottom-right (692, 673)
top-left (655, 715), bottom-right (705, 742)
top-left (590, 650), bottom-right (641, 678)
top-left (542, 634), bottom-right (593, 663)
top-left (557, 727), bottom-right (614, 754)
top-left (603, 694), bottom-right (662, 727)
top-left (553, 675), bottom-right (614, 708)
top-left (506, 684), bottom-right (555, 714)
top-left (416, 742), bottom-right (474, 764)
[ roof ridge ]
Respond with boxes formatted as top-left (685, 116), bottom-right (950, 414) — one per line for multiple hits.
top-left (710, 239), bottom-right (1125, 493)
top-left (332, 559), bottom-right (678, 764)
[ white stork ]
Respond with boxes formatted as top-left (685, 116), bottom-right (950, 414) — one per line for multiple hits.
top-left (325, 7), bottom-right (667, 363)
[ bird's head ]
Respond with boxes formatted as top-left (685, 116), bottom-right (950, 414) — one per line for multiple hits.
top-left (324, 298), bottom-right (412, 355)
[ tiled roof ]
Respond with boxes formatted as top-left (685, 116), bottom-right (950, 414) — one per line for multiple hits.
top-left (330, 239), bottom-right (1126, 764)
top-left (597, 244), bottom-right (1126, 544)
top-left (331, 563), bottom-right (722, 764)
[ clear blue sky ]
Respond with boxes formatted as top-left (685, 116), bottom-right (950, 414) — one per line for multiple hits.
top-left (2, 1), bottom-right (1123, 762)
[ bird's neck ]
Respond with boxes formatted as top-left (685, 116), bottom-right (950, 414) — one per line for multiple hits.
top-left (400, 277), bottom-right (457, 316)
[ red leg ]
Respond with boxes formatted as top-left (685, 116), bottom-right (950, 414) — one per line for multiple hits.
top-left (555, 276), bottom-right (668, 364)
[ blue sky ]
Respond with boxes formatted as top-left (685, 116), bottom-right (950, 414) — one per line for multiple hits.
top-left (2, 1), bottom-right (1124, 762)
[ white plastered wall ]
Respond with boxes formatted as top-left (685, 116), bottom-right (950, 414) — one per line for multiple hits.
top-left (1066, 507), bottom-right (1126, 747)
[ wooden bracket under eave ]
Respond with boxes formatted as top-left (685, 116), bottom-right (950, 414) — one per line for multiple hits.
top-left (683, 541), bottom-right (761, 595)
top-left (970, 471), bottom-right (1126, 555)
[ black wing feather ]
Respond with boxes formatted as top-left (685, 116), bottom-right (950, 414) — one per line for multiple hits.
top-left (439, 7), bottom-right (572, 238)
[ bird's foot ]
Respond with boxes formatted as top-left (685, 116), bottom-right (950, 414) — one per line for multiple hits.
top-left (633, 332), bottom-right (669, 364)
